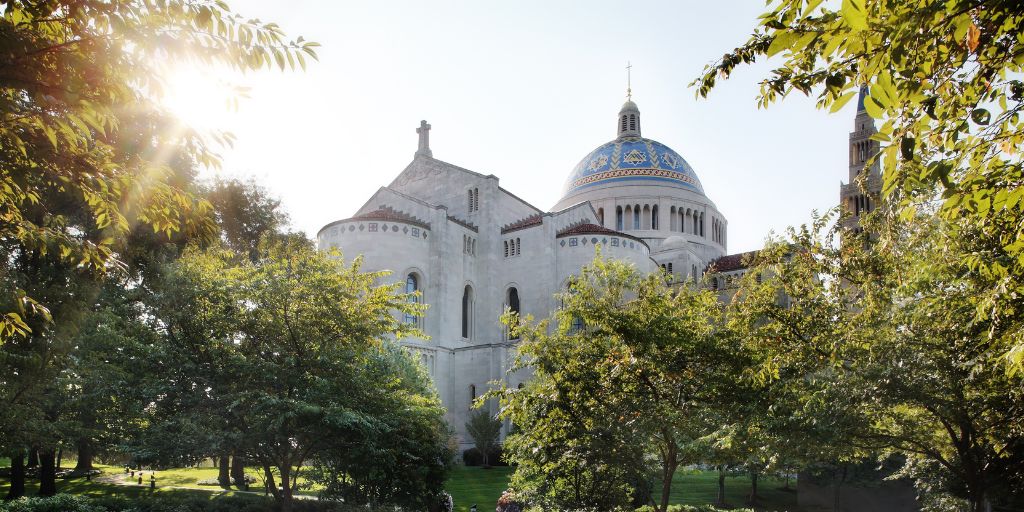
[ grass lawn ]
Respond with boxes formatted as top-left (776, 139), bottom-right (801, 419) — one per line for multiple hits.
top-left (1, 462), bottom-right (800, 511)
top-left (114, 466), bottom-right (319, 496)
top-left (442, 466), bottom-right (800, 511)
top-left (0, 464), bottom-right (244, 500)
top-left (668, 470), bottom-right (798, 511)
top-left (446, 465), bottom-right (515, 512)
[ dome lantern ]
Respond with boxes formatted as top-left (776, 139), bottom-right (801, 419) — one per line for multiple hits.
top-left (618, 100), bottom-right (641, 138)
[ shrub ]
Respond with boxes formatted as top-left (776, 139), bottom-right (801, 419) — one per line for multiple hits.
top-left (461, 446), bottom-right (509, 467)
top-left (0, 494), bottom-right (408, 512)
top-left (634, 506), bottom-right (754, 512)
top-left (0, 495), bottom-right (105, 512)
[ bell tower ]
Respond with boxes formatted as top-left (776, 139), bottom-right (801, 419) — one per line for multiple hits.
top-left (840, 87), bottom-right (882, 232)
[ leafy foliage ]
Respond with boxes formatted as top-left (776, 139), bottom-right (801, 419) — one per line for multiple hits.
top-left (0, 0), bottom-right (319, 340)
top-left (693, 0), bottom-right (1024, 375)
top-left (464, 409), bottom-right (502, 468)
top-left (494, 256), bottom-right (746, 512)
top-left (727, 211), bottom-right (1024, 511)
top-left (141, 239), bottom-right (449, 511)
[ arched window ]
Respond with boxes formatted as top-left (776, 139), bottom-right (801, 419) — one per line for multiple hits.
top-left (516, 237), bottom-right (521, 255)
top-left (642, 204), bottom-right (651, 229)
top-left (616, 206), bottom-right (624, 230)
top-left (473, 187), bottom-right (479, 211)
top-left (570, 314), bottom-right (585, 333)
top-left (667, 262), bottom-right (673, 274)
top-left (629, 114), bottom-right (636, 131)
top-left (462, 285), bottom-right (473, 339)
top-left (507, 287), bottom-right (521, 340)
top-left (652, 205), bottom-right (659, 230)
top-left (669, 206), bottom-right (676, 231)
top-left (468, 189), bottom-right (473, 211)
top-left (693, 213), bottom-right (698, 234)
top-left (621, 115), bottom-right (627, 132)
top-left (634, 204), bottom-right (641, 229)
top-left (699, 213), bottom-right (705, 237)
top-left (471, 239), bottom-right (476, 255)
top-left (504, 240), bottom-right (509, 257)
top-left (469, 384), bottom-right (477, 408)
top-left (404, 273), bottom-right (420, 325)
top-left (597, 207), bottom-right (604, 226)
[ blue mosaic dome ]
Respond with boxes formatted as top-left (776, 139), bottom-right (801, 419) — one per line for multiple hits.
top-left (562, 136), bottom-right (705, 197)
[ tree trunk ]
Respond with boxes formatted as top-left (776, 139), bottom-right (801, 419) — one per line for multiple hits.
top-left (262, 464), bottom-right (279, 499)
top-left (231, 454), bottom-right (246, 486)
top-left (5, 451), bottom-right (25, 500)
top-left (747, 471), bottom-right (759, 505)
top-left (218, 455), bottom-right (230, 486)
top-left (279, 465), bottom-right (294, 512)
top-left (717, 466), bottom-right (726, 505)
top-left (74, 438), bottom-right (93, 472)
top-left (37, 448), bottom-right (57, 496)
top-left (26, 447), bottom-right (38, 468)
top-left (658, 439), bottom-right (678, 512)
top-left (833, 465), bottom-right (847, 512)
top-left (55, 448), bottom-right (62, 470)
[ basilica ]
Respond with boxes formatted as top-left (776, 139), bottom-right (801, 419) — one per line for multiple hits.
top-left (316, 93), bottom-right (877, 445)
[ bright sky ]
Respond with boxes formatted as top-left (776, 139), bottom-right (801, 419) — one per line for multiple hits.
top-left (167, 1), bottom-right (858, 255)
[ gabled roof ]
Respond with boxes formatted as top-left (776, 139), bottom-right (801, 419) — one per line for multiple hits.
top-left (319, 206), bottom-right (431, 236)
top-left (501, 214), bottom-right (543, 234)
top-left (706, 250), bottom-right (760, 273)
top-left (556, 223), bottom-right (619, 236)
top-left (555, 223), bottom-right (648, 248)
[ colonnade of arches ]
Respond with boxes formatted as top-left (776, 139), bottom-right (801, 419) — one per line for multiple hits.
top-left (852, 140), bottom-right (874, 166)
top-left (850, 193), bottom-right (873, 216)
top-left (595, 203), bottom-right (723, 244)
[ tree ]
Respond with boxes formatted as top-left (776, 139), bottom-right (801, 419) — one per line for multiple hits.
top-left (0, 1), bottom-right (318, 340)
top-left (465, 408), bottom-right (502, 468)
top-left (727, 211), bottom-right (1024, 512)
top-left (312, 342), bottom-right (454, 510)
top-left (494, 255), bottom-right (745, 512)
top-left (142, 239), bottom-right (447, 511)
top-left (693, 0), bottom-right (1024, 376)
top-left (205, 177), bottom-right (289, 263)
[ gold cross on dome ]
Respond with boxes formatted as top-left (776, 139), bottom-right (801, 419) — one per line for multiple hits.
top-left (626, 61), bottom-right (632, 100)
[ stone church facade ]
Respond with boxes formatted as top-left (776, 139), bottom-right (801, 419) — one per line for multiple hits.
top-left (317, 97), bottom-right (731, 445)
top-left (317, 92), bottom-right (876, 445)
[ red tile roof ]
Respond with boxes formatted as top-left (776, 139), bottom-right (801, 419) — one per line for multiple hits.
top-left (351, 207), bottom-right (429, 228)
top-left (501, 214), bottom-right (543, 234)
top-left (555, 223), bottom-right (648, 248)
top-left (706, 250), bottom-right (760, 273)
top-left (556, 223), bottom-right (619, 236)
top-left (446, 215), bottom-right (479, 232)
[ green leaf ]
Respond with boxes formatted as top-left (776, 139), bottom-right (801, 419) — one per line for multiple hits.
top-left (971, 108), bottom-right (991, 126)
top-left (900, 136), bottom-right (915, 160)
top-left (862, 95), bottom-right (884, 119)
top-left (841, 0), bottom-right (868, 31)
top-left (830, 91), bottom-right (857, 113)
top-left (767, 30), bottom-right (797, 57)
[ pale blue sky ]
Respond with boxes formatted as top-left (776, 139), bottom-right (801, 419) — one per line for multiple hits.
top-left (178, 1), bottom-right (857, 254)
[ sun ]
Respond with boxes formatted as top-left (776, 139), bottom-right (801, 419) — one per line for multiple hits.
top-left (159, 64), bottom-right (243, 133)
